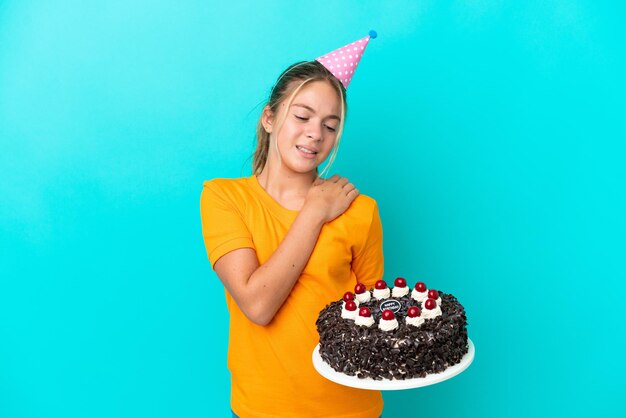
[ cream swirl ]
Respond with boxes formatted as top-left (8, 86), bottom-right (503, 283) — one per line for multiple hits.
top-left (355, 291), bottom-right (371, 303)
top-left (406, 316), bottom-right (425, 327)
top-left (354, 314), bottom-right (375, 327)
top-left (411, 289), bottom-right (428, 302)
top-left (341, 307), bottom-right (357, 320)
top-left (422, 304), bottom-right (442, 319)
top-left (391, 286), bottom-right (409, 298)
top-left (378, 318), bottom-right (399, 331)
top-left (373, 287), bottom-right (390, 300)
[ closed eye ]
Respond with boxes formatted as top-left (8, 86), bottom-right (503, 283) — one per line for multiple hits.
top-left (294, 115), bottom-right (336, 132)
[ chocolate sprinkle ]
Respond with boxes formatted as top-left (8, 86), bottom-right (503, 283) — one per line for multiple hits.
top-left (316, 291), bottom-right (469, 380)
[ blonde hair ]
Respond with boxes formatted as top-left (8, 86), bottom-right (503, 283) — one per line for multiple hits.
top-left (253, 61), bottom-right (347, 178)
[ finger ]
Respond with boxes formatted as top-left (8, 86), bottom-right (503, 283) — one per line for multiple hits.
top-left (343, 183), bottom-right (356, 194)
top-left (337, 177), bottom-right (350, 187)
top-left (313, 176), bottom-right (325, 186)
top-left (329, 174), bottom-right (341, 183)
top-left (348, 188), bottom-right (359, 197)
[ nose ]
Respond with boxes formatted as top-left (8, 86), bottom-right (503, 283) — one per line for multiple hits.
top-left (306, 123), bottom-right (323, 141)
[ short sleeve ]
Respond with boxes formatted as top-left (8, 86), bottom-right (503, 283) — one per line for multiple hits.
top-left (200, 181), bottom-right (255, 268)
top-left (352, 202), bottom-right (384, 289)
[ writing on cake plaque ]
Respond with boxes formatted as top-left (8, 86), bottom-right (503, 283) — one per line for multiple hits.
top-left (379, 299), bottom-right (401, 313)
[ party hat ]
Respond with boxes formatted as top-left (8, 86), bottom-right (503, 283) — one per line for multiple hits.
top-left (315, 30), bottom-right (377, 89)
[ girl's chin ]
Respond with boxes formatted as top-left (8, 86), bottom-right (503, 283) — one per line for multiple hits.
top-left (291, 166), bottom-right (320, 175)
top-left (287, 157), bottom-right (321, 171)
top-left (283, 161), bottom-right (321, 175)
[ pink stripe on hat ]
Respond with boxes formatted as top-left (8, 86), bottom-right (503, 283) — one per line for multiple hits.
top-left (315, 30), bottom-right (377, 89)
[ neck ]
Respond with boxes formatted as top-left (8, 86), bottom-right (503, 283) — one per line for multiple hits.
top-left (256, 161), bottom-right (317, 209)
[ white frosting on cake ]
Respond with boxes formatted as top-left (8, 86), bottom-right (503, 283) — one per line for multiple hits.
top-left (412, 290), bottom-right (442, 307)
top-left (372, 287), bottom-right (390, 300)
top-left (378, 317), bottom-right (399, 331)
top-left (355, 291), bottom-right (371, 303)
top-left (354, 314), bottom-right (375, 327)
top-left (406, 316), bottom-right (425, 327)
top-left (422, 303), bottom-right (442, 319)
top-left (341, 307), bottom-right (357, 320)
top-left (391, 286), bottom-right (409, 298)
top-left (411, 289), bottom-right (428, 302)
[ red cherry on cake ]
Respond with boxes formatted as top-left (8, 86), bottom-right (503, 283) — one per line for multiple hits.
top-left (408, 306), bottom-right (421, 318)
top-left (381, 309), bottom-right (395, 320)
top-left (345, 301), bottom-right (357, 311)
top-left (375, 280), bottom-right (387, 290)
top-left (424, 298), bottom-right (437, 310)
top-left (428, 289), bottom-right (439, 300)
top-left (343, 291), bottom-right (355, 302)
top-left (394, 277), bottom-right (407, 287)
top-left (359, 307), bottom-right (371, 317)
top-left (354, 283), bottom-right (366, 294)
top-left (415, 282), bottom-right (427, 292)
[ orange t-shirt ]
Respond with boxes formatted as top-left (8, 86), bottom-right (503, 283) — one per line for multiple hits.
top-left (200, 175), bottom-right (384, 418)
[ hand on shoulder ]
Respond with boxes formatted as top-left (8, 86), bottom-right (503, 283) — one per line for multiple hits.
top-left (303, 174), bottom-right (359, 224)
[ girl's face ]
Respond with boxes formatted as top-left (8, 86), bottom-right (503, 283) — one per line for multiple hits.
top-left (265, 80), bottom-right (342, 176)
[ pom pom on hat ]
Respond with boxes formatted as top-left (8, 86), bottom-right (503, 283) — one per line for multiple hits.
top-left (315, 30), bottom-right (377, 89)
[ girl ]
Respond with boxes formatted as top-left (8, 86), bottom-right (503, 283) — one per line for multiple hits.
top-left (200, 33), bottom-right (384, 418)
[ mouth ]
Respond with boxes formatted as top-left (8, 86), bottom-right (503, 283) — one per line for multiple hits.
top-left (296, 145), bottom-right (318, 155)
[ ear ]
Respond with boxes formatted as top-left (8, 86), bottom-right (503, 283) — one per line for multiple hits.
top-left (262, 105), bottom-right (274, 133)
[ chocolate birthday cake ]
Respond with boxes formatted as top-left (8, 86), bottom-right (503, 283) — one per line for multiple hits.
top-left (316, 278), bottom-right (468, 380)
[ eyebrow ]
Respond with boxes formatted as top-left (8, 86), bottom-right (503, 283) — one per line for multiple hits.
top-left (291, 103), bottom-right (341, 121)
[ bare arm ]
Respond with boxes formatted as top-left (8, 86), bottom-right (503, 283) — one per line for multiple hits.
top-left (213, 175), bottom-right (358, 326)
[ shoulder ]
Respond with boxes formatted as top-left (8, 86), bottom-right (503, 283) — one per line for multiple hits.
top-left (348, 193), bottom-right (379, 215)
top-left (201, 177), bottom-right (255, 210)
top-left (202, 177), bottom-right (253, 198)
top-left (203, 177), bottom-right (249, 192)
top-left (351, 193), bottom-right (378, 212)
top-left (339, 193), bottom-right (380, 226)
top-left (335, 193), bottom-right (383, 252)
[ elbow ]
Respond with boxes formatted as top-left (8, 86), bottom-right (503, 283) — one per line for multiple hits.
top-left (243, 303), bottom-right (275, 327)
top-left (250, 315), bottom-right (272, 327)
top-left (229, 281), bottom-right (278, 326)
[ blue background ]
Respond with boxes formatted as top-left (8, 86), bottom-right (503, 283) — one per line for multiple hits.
top-left (1, 1), bottom-right (625, 417)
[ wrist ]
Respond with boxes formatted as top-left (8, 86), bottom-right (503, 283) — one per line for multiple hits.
top-left (298, 204), bottom-right (326, 229)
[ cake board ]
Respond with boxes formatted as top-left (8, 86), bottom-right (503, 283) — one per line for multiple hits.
top-left (312, 338), bottom-right (474, 391)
